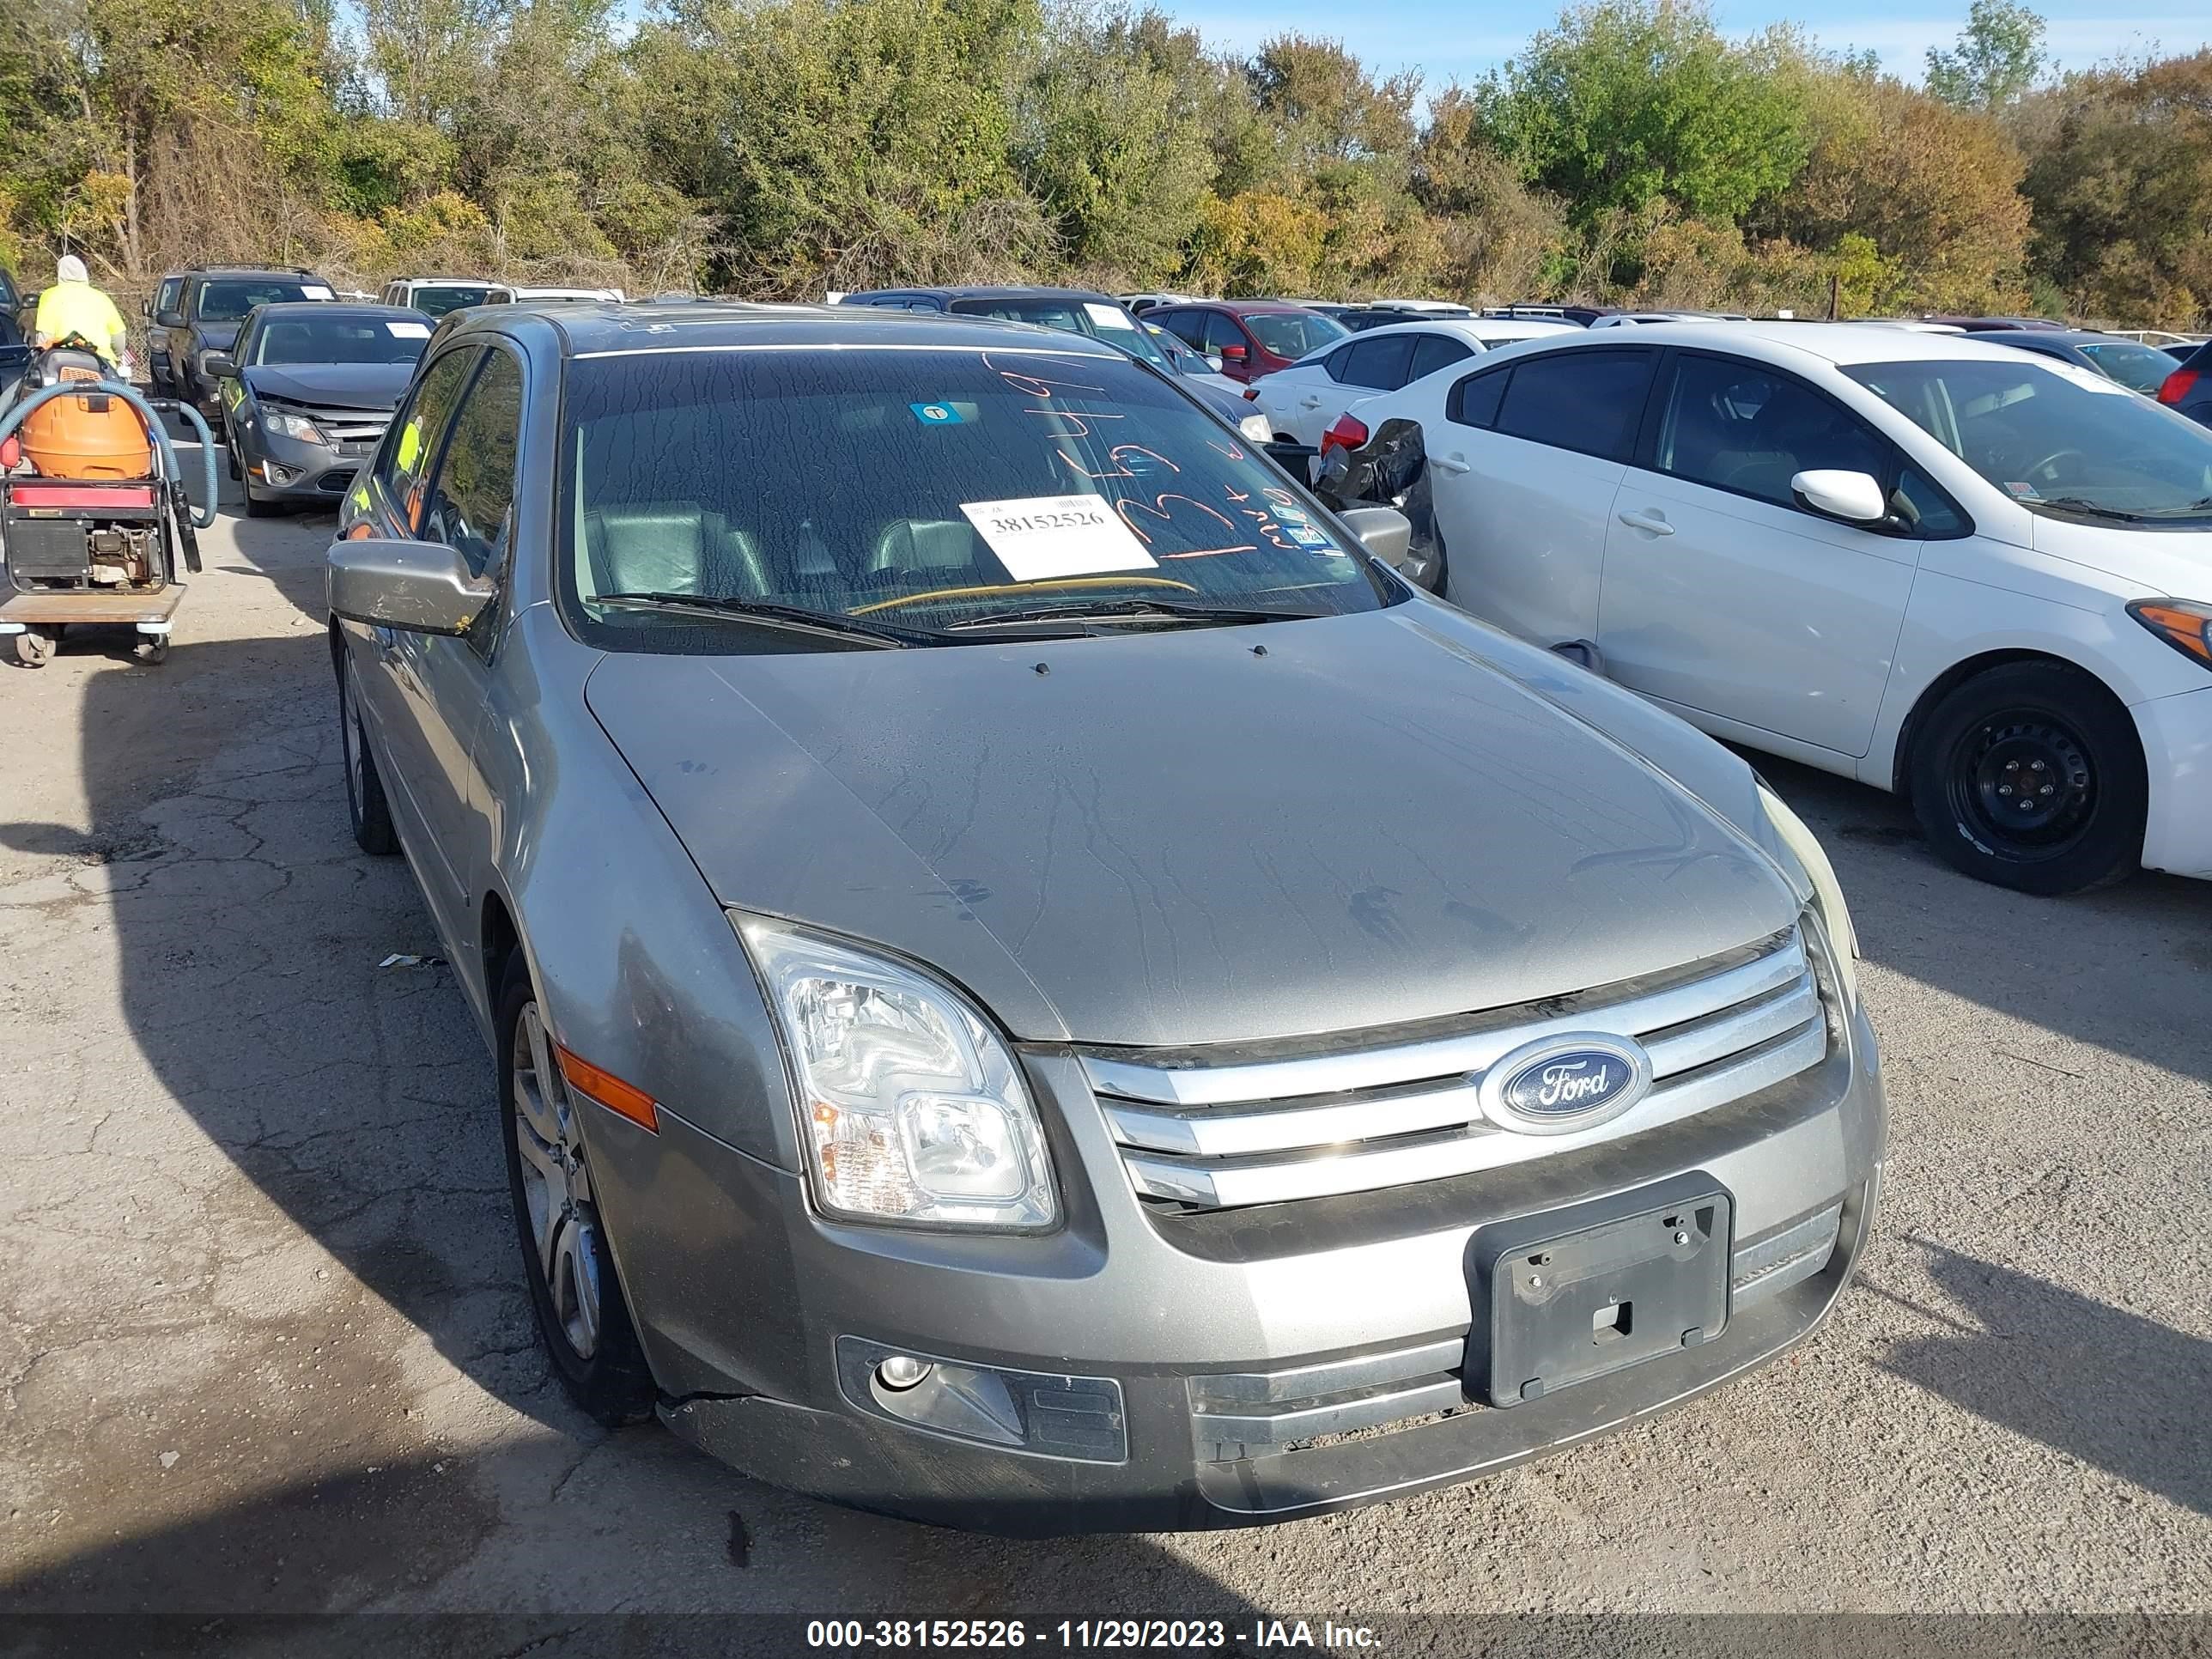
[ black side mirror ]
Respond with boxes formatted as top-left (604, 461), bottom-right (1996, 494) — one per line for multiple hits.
top-left (155, 309), bottom-right (184, 329)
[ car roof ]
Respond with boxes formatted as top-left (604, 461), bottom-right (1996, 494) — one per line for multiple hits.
top-left (395, 276), bottom-right (501, 286)
top-left (1329, 318), bottom-right (1580, 349)
top-left (249, 302), bottom-right (429, 319)
top-left (849, 286), bottom-right (1118, 304)
top-left (455, 301), bottom-right (1142, 360)
top-left (1479, 319), bottom-right (2115, 371)
top-left (1183, 300), bottom-right (1320, 316)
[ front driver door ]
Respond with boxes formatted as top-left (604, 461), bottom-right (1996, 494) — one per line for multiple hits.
top-left (383, 344), bottom-right (526, 936)
top-left (1598, 351), bottom-right (1940, 759)
top-left (348, 344), bottom-right (481, 915)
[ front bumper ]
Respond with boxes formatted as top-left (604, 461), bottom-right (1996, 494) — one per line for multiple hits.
top-left (2135, 684), bottom-right (2212, 880)
top-left (606, 999), bottom-right (1885, 1534)
top-left (240, 423), bottom-right (375, 501)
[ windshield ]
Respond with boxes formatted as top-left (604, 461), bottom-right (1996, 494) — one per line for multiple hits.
top-left (1844, 358), bottom-right (2212, 527)
top-left (252, 313), bottom-right (429, 366)
top-left (946, 296), bottom-right (1170, 368)
top-left (2075, 339), bottom-right (2181, 395)
top-left (411, 285), bottom-right (494, 318)
top-left (559, 345), bottom-right (1388, 650)
top-left (1243, 313), bottom-right (1349, 358)
top-left (198, 278), bottom-right (319, 320)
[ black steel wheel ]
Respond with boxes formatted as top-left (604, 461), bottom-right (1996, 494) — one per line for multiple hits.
top-left (1910, 661), bottom-right (2144, 896)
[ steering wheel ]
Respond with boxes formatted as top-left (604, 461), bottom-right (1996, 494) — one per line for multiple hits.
top-left (2024, 448), bottom-right (2087, 482)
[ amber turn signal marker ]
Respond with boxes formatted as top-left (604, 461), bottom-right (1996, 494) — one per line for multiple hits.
top-left (2129, 601), bottom-right (2212, 665)
top-left (555, 1043), bottom-right (659, 1132)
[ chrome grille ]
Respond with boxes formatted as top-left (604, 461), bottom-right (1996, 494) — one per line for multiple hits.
top-left (267, 401), bottom-right (391, 449)
top-left (1088, 925), bottom-right (1829, 1212)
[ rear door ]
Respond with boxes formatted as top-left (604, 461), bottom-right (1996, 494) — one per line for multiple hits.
top-left (1598, 349), bottom-right (1939, 758)
top-left (1428, 346), bottom-right (1656, 646)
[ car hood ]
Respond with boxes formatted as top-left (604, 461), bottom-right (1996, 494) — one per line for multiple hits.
top-left (240, 362), bottom-right (414, 410)
top-left (2031, 514), bottom-right (2212, 593)
top-left (584, 604), bottom-right (1800, 1047)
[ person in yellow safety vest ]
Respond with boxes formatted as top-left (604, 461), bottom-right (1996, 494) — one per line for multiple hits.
top-left (33, 254), bottom-right (132, 374)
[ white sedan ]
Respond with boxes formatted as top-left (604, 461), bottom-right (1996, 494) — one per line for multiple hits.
top-left (1249, 318), bottom-right (1577, 448)
top-left (1342, 321), bottom-right (2212, 894)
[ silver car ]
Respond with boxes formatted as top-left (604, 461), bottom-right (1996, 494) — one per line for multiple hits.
top-left (327, 302), bottom-right (1884, 1533)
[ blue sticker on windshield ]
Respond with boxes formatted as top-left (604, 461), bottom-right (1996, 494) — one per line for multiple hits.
top-left (911, 402), bottom-right (963, 426)
top-left (1287, 525), bottom-right (1335, 549)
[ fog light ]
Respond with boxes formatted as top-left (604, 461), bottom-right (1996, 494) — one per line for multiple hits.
top-left (876, 1354), bottom-right (933, 1390)
top-left (262, 460), bottom-right (299, 485)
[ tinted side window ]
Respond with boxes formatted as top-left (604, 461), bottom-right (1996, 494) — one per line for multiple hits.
top-left (1157, 312), bottom-right (1207, 349)
top-left (1656, 356), bottom-right (1887, 508)
top-left (1320, 344), bottom-right (1356, 384)
top-left (155, 278), bottom-right (182, 314)
top-left (1342, 334), bottom-right (1416, 390)
top-left (1409, 335), bottom-right (1474, 381)
top-left (1891, 464), bottom-right (1968, 538)
top-left (1447, 368), bottom-right (1509, 428)
top-left (420, 350), bottom-right (523, 579)
top-left (376, 347), bottom-right (480, 532)
top-left (1493, 349), bottom-right (1655, 460)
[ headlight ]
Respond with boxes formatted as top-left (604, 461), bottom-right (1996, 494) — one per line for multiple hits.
top-left (262, 409), bottom-right (326, 444)
top-left (2127, 599), bottom-right (2212, 669)
top-left (739, 918), bottom-right (1058, 1231)
top-left (1757, 783), bottom-right (1859, 1006)
top-left (1238, 411), bottom-right (1273, 443)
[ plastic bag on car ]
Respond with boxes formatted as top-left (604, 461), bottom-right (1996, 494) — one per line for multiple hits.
top-left (1311, 417), bottom-right (1444, 592)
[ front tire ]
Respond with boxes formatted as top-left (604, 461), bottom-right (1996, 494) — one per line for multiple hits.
top-left (338, 653), bottom-right (398, 855)
top-left (1909, 662), bottom-right (2145, 896)
top-left (496, 959), bottom-right (656, 1425)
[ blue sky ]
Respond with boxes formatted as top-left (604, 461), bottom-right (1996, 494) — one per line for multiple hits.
top-left (1169, 1), bottom-right (2212, 94)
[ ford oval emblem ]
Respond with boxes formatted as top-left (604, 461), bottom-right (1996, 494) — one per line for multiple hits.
top-left (1477, 1033), bottom-right (1652, 1136)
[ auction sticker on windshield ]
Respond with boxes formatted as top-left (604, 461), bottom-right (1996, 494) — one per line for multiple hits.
top-left (961, 495), bottom-right (1160, 581)
top-left (1084, 302), bottom-right (1137, 331)
top-left (386, 321), bottom-right (432, 337)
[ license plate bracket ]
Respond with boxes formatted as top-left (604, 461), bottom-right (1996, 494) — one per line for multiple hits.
top-left (1467, 1174), bottom-right (1731, 1407)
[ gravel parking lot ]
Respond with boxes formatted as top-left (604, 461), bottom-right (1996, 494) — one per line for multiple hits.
top-left (2, 452), bottom-right (2208, 1650)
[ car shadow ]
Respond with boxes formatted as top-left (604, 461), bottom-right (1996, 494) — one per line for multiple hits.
top-left (1744, 753), bottom-right (2212, 1086)
top-left (1869, 1242), bottom-right (2211, 1519)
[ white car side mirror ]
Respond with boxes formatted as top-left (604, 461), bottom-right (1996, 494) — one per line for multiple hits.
top-left (1791, 469), bottom-right (1887, 525)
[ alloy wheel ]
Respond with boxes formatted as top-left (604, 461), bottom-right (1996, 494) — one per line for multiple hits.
top-left (509, 1001), bottom-right (605, 1359)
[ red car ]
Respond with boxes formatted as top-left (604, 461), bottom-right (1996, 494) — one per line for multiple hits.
top-left (1146, 301), bottom-right (1349, 384)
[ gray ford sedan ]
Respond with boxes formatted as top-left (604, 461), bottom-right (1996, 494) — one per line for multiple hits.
top-left (326, 302), bottom-right (1884, 1533)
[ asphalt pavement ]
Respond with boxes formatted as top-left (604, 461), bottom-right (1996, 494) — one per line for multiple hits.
top-left (1, 453), bottom-right (2207, 1651)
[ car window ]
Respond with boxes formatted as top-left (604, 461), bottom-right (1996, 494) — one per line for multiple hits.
top-left (1203, 313), bottom-right (1249, 356)
top-left (1447, 368), bottom-right (1509, 428)
top-left (1845, 357), bottom-right (2212, 527)
top-left (420, 349), bottom-right (523, 579)
top-left (948, 296), bottom-right (1170, 369)
top-left (559, 344), bottom-right (1391, 652)
top-left (410, 285), bottom-right (495, 319)
top-left (155, 278), bottom-right (182, 315)
top-left (194, 278), bottom-right (321, 320)
top-left (377, 347), bottom-right (481, 532)
top-left (1890, 464), bottom-right (1968, 538)
top-left (1492, 349), bottom-right (1655, 460)
top-left (1320, 344), bottom-right (1356, 385)
top-left (1410, 335), bottom-right (1475, 381)
top-left (1156, 312), bottom-right (1207, 350)
top-left (1243, 312), bottom-right (1348, 359)
top-left (1656, 356), bottom-right (1889, 509)
top-left (2075, 340), bottom-right (2183, 395)
top-left (1341, 335), bottom-right (1417, 391)
top-left (252, 313), bottom-right (431, 366)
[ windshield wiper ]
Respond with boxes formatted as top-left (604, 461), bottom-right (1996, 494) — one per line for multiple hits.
top-left (2033, 496), bottom-right (2146, 523)
top-left (592, 592), bottom-right (941, 647)
top-left (943, 598), bottom-right (1322, 633)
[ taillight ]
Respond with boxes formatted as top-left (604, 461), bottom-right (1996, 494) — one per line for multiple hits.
top-left (1322, 413), bottom-right (1370, 455)
top-left (1242, 386), bottom-right (1260, 400)
top-left (2158, 368), bottom-right (2199, 406)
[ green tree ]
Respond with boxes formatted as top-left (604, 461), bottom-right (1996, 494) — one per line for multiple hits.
top-left (1484, 1), bottom-right (1812, 228)
top-left (1926, 0), bottom-right (2046, 111)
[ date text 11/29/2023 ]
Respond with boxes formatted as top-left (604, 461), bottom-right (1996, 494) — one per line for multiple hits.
top-left (805, 1621), bottom-right (1381, 1650)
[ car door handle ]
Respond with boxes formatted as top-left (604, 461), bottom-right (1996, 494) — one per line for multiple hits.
top-left (1617, 508), bottom-right (1674, 535)
top-left (1433, 453), bottom-right (1471, 476)
top-left (1299, 396), bottom-right (1322, 408)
